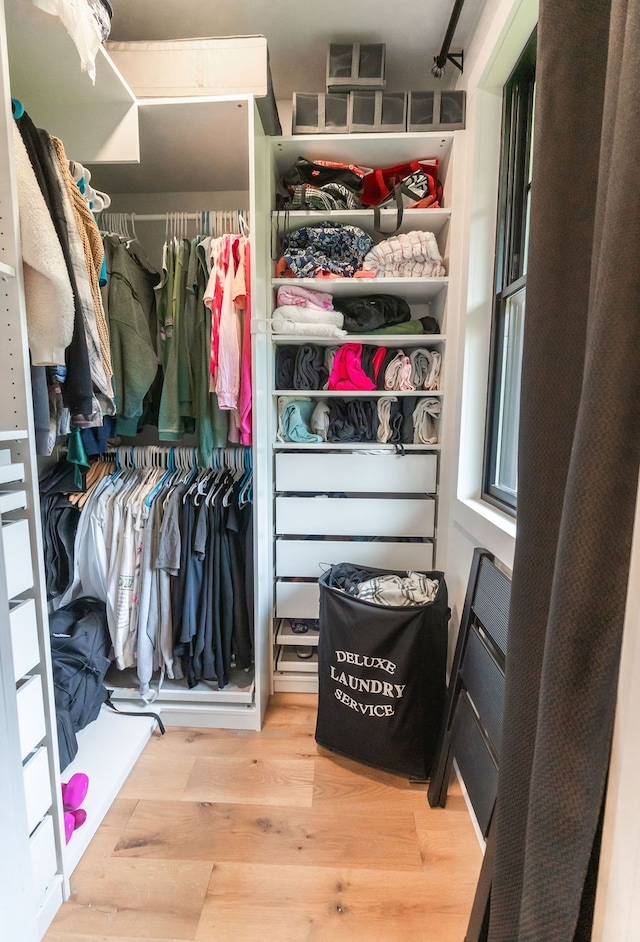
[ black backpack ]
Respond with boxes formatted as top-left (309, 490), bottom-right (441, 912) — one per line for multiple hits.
top-left (49, 597), bottom-right (112, 771)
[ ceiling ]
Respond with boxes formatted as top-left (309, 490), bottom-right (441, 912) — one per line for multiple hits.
top-left (109, 0), bottom-right (488, 98)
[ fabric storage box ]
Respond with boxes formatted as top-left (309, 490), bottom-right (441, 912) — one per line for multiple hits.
top-left (106, 37), bottom-right (282, 135)
top-left (292, 92), bottom-right (349, 134)
top-left (349, 91), bottom-right (407, 133)
top-left (316, 563), bottom-right (449, 779)
top-left (407, 90), bottom-right (466, 131)
top-left (326, 43), bottom-right (386, 91)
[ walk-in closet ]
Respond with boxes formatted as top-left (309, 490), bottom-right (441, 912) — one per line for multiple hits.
top-left (1, 0), bottom-right (638, 940)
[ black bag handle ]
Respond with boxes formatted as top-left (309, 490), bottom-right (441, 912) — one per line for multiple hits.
top-left (105, 695), bottom-right (166, 735)
top-left (373, 184), bottom-right (404, 235)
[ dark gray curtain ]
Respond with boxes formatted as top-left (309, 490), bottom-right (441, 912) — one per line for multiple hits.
top-left (488, 1), bottom-right (640, 939)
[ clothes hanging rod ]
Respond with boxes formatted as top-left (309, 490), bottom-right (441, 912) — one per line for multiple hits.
top-left (117, 213), bottom-right (248, 222)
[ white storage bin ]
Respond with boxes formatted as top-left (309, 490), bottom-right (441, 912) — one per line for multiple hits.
top-left (106, 36), bottom-right (281, 135)
top-left (275, 496), bottom-right (435, 538)
top-left (10, 598), bottom-right (39, 682)
top-left (2, 518), bottom-right (33, 598)
top-left (276, 581), bottom-right (320, 619)
top-left (29, 814), bottom-right (58, 904)
top-left (276, 538), bottom-right (434, 578)
top-left (275, 452), bottom-right (437, 494)
top-left (23, 747), bottom-right (52, 836)
top-left (16, 674), bottom-right (46, 760)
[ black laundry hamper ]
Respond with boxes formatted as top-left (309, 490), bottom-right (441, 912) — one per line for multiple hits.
top-left (315, 563), bottom-right (449, 780)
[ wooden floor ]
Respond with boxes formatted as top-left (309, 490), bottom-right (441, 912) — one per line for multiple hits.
top-left (44, 694), bottom-right (483, 942)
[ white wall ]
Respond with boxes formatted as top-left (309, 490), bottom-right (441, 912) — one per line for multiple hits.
top-left (444, 0), bottom-right (538, 630)
top-left (592, 483), bottom-right (640, 941)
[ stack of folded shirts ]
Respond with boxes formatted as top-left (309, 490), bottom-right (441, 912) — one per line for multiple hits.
top-left (271, 306), bottom-right (347, 338)
top-left (362, 231), bottom-right (446, 278)
top-left (413, 398), bottom-right (441, 444)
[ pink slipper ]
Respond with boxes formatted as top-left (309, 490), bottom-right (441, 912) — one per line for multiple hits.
top-left (69, 808), bottom-right (87, 829)
top-left (61, 772), bottom-right (89, 811)
top-left (63, 812), bottom-right (75, 844)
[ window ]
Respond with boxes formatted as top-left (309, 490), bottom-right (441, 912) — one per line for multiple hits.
top-left (484, 31), bottom-right (537, 514)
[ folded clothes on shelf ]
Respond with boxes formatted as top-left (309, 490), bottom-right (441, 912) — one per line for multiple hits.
top-left (281, 223), bottom-right (374, 278)
top-left (333, 294), bottom-right (411, 332)
top-left (271, 305), bottom-right (347, 338)
top-left (276, 397), bottom-right (323, 443)
top-left (362, 231), bottom-right (446, 278)
top-left (294, 344), bottom-right (328, 390)
top-left (311, 400), bottom-right (330, 440)
top-left (275, 345), bottom-right (297, 389)
top-left (276, 284), bottom-right (334, 311)
top-left (328, 343), bottom-right (376, 391)
top-left (413, 398), bottom-right (441, 444)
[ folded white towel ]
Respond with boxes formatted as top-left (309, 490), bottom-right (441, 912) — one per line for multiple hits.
top-left (271, 318), bottom-right (347, 338)
top-left (272, 305), bottom-right (344, 327)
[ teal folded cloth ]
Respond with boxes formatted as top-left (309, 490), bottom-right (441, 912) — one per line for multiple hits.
top-left (277, 397), bottom-right (322, 443)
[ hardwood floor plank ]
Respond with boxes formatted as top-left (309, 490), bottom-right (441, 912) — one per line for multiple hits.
top-left (112, 799), bottom-right (424, 871)
top-left (195, 862), bottom-right (474, 941)
top-left (100, 799), bottom-right (139, 831)
top-left (414, 809), bottom-right (483, 891)
top-left (118, 754), bottom-right (196, 801)
top-left (44, 695), bottom-right (483, 942)
top-left (46, 858), bottom-right (213, 940)
top-left (312, 752), bottom-right (431, 812)
top-left (183, 757), bottom-right (315, 807)
top-left (261, 692), bottom-right (319, 728)
top-left (139, 726), bottom-right (318, 759)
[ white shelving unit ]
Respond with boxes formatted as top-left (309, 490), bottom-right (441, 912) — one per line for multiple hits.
top-left (0, 5), bottom-right (277, 937)
top-left (0, 4), bottom-right (66, 936)
top-left (4, 0), bottom-right (139, 164)
top-left (267, 132), bottom-right (459, 693)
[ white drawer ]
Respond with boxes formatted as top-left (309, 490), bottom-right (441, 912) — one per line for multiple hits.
top-left (29, 815), bottom-right (58, 903)
top-left (275, 496), bottom-right (435, 537)
top-left (0, 489), bottom-right (27, 514)
top-left (16, 674), bottom-right (46, 760)
top-left (276, 581), bottom-right (319, 618)
top-left (10, 598), bottom-right (39, 682)
top-left (0, 461), bottom-right (25, 485)
top-left (275, 452), bottom-right (437, 493)
top-left (276, 539), bottom-right (434, 577)
top-left (23, 747), bottom-right (52, 835)
top-left (2, 519), bottom-right (33, 598)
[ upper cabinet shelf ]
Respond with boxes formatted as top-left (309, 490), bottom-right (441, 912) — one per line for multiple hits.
top-left (272, 132), bottom-right (454, 174)
top-left (5, 0), bottom-right (139, 164)
top-left (272, 208), bottom-right (451, 239)
top-left (271, 276), bottom-right (448, 301)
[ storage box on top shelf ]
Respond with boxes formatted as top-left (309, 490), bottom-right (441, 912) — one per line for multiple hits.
top-left (407, 90), bottom-right (466, 131)
top-left (106, 36), bottom-right (282, 135)
top-left (292, 93), bottom-right (349, 134)
top-left (326, 43), bottom-right (386, 91)
top-left (349, 91), bottom-right (407, 133)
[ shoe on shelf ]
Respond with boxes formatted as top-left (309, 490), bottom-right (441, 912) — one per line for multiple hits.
top-left (61, 772), bottom-right (89, 811)
top-left (295, 646), bottom-right (313, 659)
